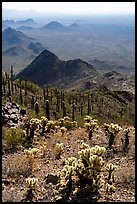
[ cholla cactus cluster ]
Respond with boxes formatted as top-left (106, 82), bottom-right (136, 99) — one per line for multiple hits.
top-left (102, 123), bottom-right (122, 148)
top-left (58, 117), bottom-right (77, 130)
top-left (26, 177), bottom-right (38, 190)
top-left (55, 143), bottom-right (64, 159)
top-left (30, 118), bottom-right (41, 130)
top-left (60, 142), bottom-right (108, 197)
top-left (84, 115), bottom-right (99, 140)
top-left (24, 147), bottom-right (40, 158)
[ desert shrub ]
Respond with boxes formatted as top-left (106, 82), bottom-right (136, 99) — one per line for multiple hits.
top-left (3, 127), bottom-right (26, 149)
top-left (2, 154), bottom-right (31, 177)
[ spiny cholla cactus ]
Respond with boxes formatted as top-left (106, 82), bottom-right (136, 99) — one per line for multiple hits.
top-left (122, 127), bottom-right (133, 152)
top-left (57, 117), bottom-right (77, 130)
top-left (60, 127), bottom-right (67, 136)
top-left (102, 123), bottom-right (122, 148)
top-left (60, 142), bottom-right (107, 199)
top-left (24, 148), bottom-right (40, 171)
top-left (106, 163), bottom-right (115, 193)
top-left (26, 118), bottom-right (41, 143)
top-left (84, 115), bottom-right (99, 140)
top-left (55, 143), bottom-right (64, 159)
top-left (40, 116), bottom-right (48, 134)
top-left (26, 177), bottom-right (38, 190)
top-left (46, 120), bottom-right (56, 132)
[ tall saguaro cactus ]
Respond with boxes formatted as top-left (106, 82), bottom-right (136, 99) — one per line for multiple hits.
top-left (87, 94), bottom-right (91, 115)
top-left (62, 101), bottom-right (66, 117)
top-left (46, 100), bottom-right (50, 120)
top-left (10, 65), bottom-right (14, 94)
top-left (72, 103), bottom-right (75, 121)
top-left (7, 75), bottom-right (11, 97)
top-left (19, 79), bottom-right (23, 104)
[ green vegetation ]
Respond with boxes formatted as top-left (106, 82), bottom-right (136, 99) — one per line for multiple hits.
top-left (2, 71), bottom-right (135, 127)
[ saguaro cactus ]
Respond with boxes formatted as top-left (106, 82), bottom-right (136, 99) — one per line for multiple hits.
top-left (46, 100), bottom-right (50, 120)
top-left (10, 65), bottom-right (14, 94)
top-left (7, 75), bottom-right (11, 97)
top-left (34, 101), bottom-right (39, 116)
top-left (30, 95), bottom-right (35, 108)
top-left (43, 88), bottom-right (46, 104)
top-left (19, 79), bottom-right (23, 104)
top-left (63, 101), bottom-right (66, 117)
top-left (72, 103), bottom-right (75, 121)
top-left (87, 94), bottom-right (91, 115)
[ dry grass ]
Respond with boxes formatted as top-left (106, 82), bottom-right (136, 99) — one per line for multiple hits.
top-left (2, 126), bottom-right (135, 202)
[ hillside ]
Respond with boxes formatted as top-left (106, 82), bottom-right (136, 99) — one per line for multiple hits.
top-left (2, 75), bottom-right (135, 202)
top-left (14, 49), bottom-right (98, 87)
top-left (14, 50), bottom-right (135, 94)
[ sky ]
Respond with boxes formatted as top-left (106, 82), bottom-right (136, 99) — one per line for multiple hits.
top-left (2, 2), bottom-right (135, 15)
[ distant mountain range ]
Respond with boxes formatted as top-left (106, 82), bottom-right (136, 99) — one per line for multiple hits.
top-left (41, 21), bottom-right (80, 31)
top-left (2, 19), bottom-right (36, 30)
top-left (14, 49), bottom-right (135, 94)
top-left (2, 27), bottom-right (47, 73)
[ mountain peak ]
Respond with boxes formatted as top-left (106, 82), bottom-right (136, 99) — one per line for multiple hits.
top-left (42, 21), bottom-right (66, 30)
top-left (15, 49), bottom-right (98, 87)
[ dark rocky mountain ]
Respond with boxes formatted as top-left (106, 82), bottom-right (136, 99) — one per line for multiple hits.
top-left (41, 21), bottom-right (66, 31)
top-left (14, 49), bottom-right (98, 87)
top-left (14, 49), bottom-right (135, 94)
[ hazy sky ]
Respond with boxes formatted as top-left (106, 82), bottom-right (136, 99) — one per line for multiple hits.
top-left (2, 2), bottom-right (135, 15)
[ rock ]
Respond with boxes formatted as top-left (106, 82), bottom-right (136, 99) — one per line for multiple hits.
top-left (20, 109), bottom-right (26, 115)
top-left (45, 174), bottom-right (59, 185)
top-left (2, 115), bottom-right (9, 123)
top-left (7, 120), bottom-right (15, 127)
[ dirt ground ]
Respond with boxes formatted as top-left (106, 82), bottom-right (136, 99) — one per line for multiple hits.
top-left (2, 127), bottom-right (135, 202)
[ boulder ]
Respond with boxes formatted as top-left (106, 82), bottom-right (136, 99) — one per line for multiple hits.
top-left (45, 174), bottom-right (59, 185)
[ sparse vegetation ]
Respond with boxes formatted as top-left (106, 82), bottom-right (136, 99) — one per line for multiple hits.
top-left (2, 71), bottom-right (135, 202)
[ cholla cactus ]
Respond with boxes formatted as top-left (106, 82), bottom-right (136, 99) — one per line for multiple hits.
top-left (71, 121), bottom-right (78, 129)
top-left (84, 116), bottom-right (99, 140)
top-left (60, 127), bottom-right (67, 136)
top-left (106, 163), bottom-right (115, 193)
top-left (39, 142), bottom-right (47, 157)
top-left (24, 148), bottom-right (40, 171)
top-left (26, 177), bottom-right (38, 190)
top-left (40, 116), bottom-right (48, 134)
top-left (122, 127), bottom-right (133, 151)
top-left (55, 143), bottom-right (64, 159)
top-left (60, 142), bottom-right (107, 197)
top-left (102, 123), bottom-right (122, 148)
top-left (46, 120), bottom-right (55, 132)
